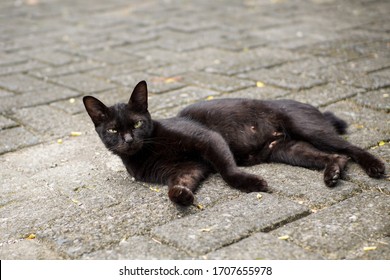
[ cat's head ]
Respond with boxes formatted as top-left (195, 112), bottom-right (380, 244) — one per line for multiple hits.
top-left (83, 81), bottom-right (153, 156)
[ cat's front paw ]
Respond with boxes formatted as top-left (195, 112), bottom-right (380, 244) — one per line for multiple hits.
top-left (362, 156), bottom-right (386, 178)
top-left (168, 185), bottom-right (194, 206)
top-left (226, 171), bottom-right (269, 193)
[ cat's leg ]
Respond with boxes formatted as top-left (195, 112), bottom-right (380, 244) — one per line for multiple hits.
top-left (167, 163), bottom-right (210, 205)
top-left (327, 143), bottom-right (385, 178)
top-left (269, 140), bottom-right (349, 187)
top-left (196, 130), bottom-right (269, 193)
top-left (292, 130), bottom-right (385, 178)
top-left (284, 113), bottom-right (386, 178)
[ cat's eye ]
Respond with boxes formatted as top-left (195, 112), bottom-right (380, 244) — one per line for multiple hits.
top-left (134, 120), bottom-right (143, 129)
top-left (107, 128), bottom-right (117, 134)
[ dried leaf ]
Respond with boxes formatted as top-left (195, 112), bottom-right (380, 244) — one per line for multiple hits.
top-left (164, 77), bottom-right (181, 84)
top-left (354, 124), bottom-right (364, 129)
top-left (70, 131), bottom-right (82, 137)
top-left (256, 81), bottom-right (265, 88)
top-left (196, 204), bottom-right (204, 210)
top-left (278, 235), bottom-right (289, 240)
top-left (363, 246), bottom-right (377, 251)
top-left (26, 234), bottom-right (36, 240)
top-left (71, 198), bottom-right (81, 205)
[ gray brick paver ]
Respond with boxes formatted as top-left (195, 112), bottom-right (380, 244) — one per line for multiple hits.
top-left (0, 0), bottom-right (389, 260)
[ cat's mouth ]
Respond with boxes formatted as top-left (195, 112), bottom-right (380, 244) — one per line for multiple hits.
top-left (114, 141), bottom-right (143, 155)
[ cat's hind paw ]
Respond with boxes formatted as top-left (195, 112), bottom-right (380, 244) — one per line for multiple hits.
top-left (168, 185), bottom-right (194, 206)
top-left (324, 155), bottom-right (348, 187)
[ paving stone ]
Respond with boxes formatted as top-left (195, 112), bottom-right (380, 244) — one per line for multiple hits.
top-left (0, 74), bottom-right (49, 93)
top-left (0, 53), bottom-right (28, 66)
top-left (272, 56), bottom-right (347, 76)
top-left (283, 83), bottom-right (365, 107)
top-left (0, 89), bottom-right (14, 97)
top-left (88, 60), bottom-right (162, 80)
top-left (147, 48), bottom-right (237, 77)
top-left (323, 100), bottom-right (389, 148)
top-left (0, 60), bottom-right (47, 76)
top-left (81, 49), bottom-right (139, 65)
top-left (0, 85), bottom-right (80, 113)
top-left (215, 35), bottom-right (268, 52)
top-left (0, 126), bottom-right (40, 154)
top-left (51, 73), bottom-right (116, 94)
top-left (11, 105), bottom-right (89, 139)
top-left (111, 72), bottom-right (185, 94)
top-left (148, 86), bottom-right (220, 112)
top-left (151, 193), bottom-right (310, 256)
top-left (82, 235), bottom-right (189, 260)
top-left (134, 47), bottom-right (189, 64)
top-left (0, 0), bottom-right (389, 261)
top-left (0, 115), bottom-right (17, 130)
top-left (221, 86), bottom-right (289, 100)
top-left (245, 164), bottom-right (361, 209)
top-left (239, 68), bottom-right (326, 90)
top-left (166, 16), bottom-right (218, 33)
top-left (27, 50), bottom-right (75, 66)
top-left (316, 66), bottom-right (390, 90)
top-left (184, 72), bottom-right (255, 93)
top-left (344, 143), bottom-right (390, 195)
top-left (30, 60), bottom-right (104, 79)
top-left (354, 88), bottom-right (390, 112)
top-left (204, 50), bottom-right (286, 76)
top-left (0, 239), bottom-right (63, 260)
top-left (272, 192), bottom-right (390, 259)
top-left (156, 29), bottom-right (225, 52)
top-left (206, 232), bottom-right (323, 260)
top-left (340, 55), bottom-right (390, 74)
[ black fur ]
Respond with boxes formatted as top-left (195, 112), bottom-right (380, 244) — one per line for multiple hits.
top-left (83, 81), bottom-right (386, 205)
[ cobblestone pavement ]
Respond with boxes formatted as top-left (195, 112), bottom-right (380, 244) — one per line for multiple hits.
top-left (0, 0), bottom-right (389, 260)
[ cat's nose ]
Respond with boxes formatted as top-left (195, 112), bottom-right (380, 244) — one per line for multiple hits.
top-left (123, 133), bottom-right (133, 144)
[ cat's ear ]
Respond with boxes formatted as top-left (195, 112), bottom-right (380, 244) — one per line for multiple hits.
top-left (83, 96), bottom-right (109, 126)
top-left (129, 80), bottom-right (148, 112)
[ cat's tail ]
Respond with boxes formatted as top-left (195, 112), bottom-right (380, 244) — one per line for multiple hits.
top-left (323, 111), bottom-right (348, 135)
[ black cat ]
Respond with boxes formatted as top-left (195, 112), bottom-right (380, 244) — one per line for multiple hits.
top-left (83, 81), bottom-right (386, 205)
